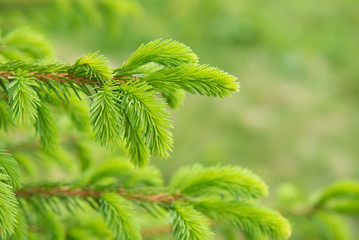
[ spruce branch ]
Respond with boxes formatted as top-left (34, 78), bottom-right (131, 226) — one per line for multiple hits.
top-left (0, 33), bottom-right (302, 240)
top-left (9, 162), bottom-right (290, 240)
top-left (0, 39), bottom-right (239, 167)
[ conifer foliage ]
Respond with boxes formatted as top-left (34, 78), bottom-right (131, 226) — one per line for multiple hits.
top-left (0, 39), bottom-right (238, 167)
top-left (276, 180), bottom-right (359, 239)
top-left (0, 28), bottom-right (295, 239)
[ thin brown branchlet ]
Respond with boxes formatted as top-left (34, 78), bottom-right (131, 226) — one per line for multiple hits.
top-left (0, 71), bottom-right (131, 85)
top-left (16, 186), bottom-right (185, 204)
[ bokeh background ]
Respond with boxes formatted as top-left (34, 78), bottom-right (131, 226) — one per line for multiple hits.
top-left (1, 0), bottom-right (358, 238)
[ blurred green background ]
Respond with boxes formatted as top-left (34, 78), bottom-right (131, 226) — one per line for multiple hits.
top-left (1, 0), bottom-right (358, 238)
top-left (1, 0), bottom-right (358, 194)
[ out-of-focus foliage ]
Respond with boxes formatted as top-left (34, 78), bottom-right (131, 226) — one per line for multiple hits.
top-left (0, 27), bottom-right (53, 61)
top-left (273, 180), bottom-right (359, 240)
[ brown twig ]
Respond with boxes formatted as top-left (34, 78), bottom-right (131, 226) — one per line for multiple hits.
top-left (1, 71), bottom-right (98, 85)
top-left (16, 186), bottom-right (185, 204)
top-left (0, 71), bottom-right (131, 85)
